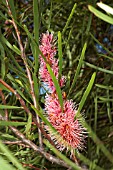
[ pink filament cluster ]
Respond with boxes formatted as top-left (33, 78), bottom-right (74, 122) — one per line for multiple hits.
top-left (45, 94), bottom-right (85, 153)
top-left (39, 31), bottom-right (86, 154)
top-left (39, 31), bottom-right (65, 92)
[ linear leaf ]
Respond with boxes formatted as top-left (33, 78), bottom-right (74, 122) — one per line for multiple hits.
top-left (46, 64), bottom-right (63, 110)
top-left (77, 72), bottom-right (96, 113)
top-left (9, 0), bottom-right (17, 20)
top-left (88, 5), bottom-right (113, 25)
top-left (0, 42), bottom-right (5, 79)
top-left (1, 35), bottom-right (21, 55)
top-left (95, 84), bottom-right (113, 90)
top-left (0, 121), bottom-right (26, 126)
top-left (0, 105), bottom-right (23, 109)
top-left (58, 31), bottom-right (63, 80)
top-left (85, 61), bottom-right (113, 75)
top-left (62, 3), bottom-right (77, 34)
top-left (97, 2), bottom-right (113, 15)
top-left (0, 141), bottom-right (26, 170)
top-left (68, 42), bottom-right (87, 96)
top-left (0, 156), bottom-right (16, 170)
top-left (33, 0), bottom-right (39, 73)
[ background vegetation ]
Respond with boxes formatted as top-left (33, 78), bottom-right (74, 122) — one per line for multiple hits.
top-left (0, 0), bottom-right (113, 169)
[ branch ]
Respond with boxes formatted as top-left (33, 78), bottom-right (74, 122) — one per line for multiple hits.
top-left (2, 140), bottom-right (30, 148)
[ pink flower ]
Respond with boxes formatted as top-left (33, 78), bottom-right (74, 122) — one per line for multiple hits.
top-left (39, 31), bottom-right (65, 92)
top-left (39, 31), bottom-right (86, 155)
top-left (45, 93), bottom-right (86, 155)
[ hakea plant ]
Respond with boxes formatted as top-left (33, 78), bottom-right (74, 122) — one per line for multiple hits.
top-left (39, 31), bottom-right (86, 155)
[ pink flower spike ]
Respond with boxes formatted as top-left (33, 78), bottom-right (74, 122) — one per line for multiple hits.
top-left (39, 31), bottom-right (65, 92)
top-left (45, 93), bottom-right (86, 155)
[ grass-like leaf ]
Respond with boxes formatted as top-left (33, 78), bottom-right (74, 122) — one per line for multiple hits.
top-left (88, 5), bottom-right (113, 25)
top-left (1, 35), bottom-right (21, 55)
top-left (0, 105), bottom-right (23, 109)
top-left (58, 31), bottom-right (63, 80)
top-left (0, 140), bottom-right (26, 170)
top-left (90, 33), bottom-right (113, 56)
top-left (97, 2), bottom-right (113, 15)
top-left (77, 72), bottom-right (96, 113)
top-left (68, 42), bottom-right (87, 97)
top-left (0, 121), bottom-right (27, 126)
top-left (46, 64), bottom-right (63, 110)
top-left (33, 0), bottom-right (39, 73)
top-left (85, 61), bottom-right (113, 75)
top-left (62, 3), bottom-right (77, 34)
top-left (0, 42), bottom-right (5, 80)
top-left (9, 0), bottom-right (17, 20)
top-left (0, 156), bottom-right (16, 170)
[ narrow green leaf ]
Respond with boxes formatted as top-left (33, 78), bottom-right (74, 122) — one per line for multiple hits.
top-left (99, 97), bottom-right (113, 102)
top-left (7, 73), bottom-right (30, 104)
top-left (46, 64), bottom-right (63, 110)
top-left (0, 121), bottom-right (27, 126)
top-left (13, 45), bottom-right (21, 55)
top-left (33, 0), bottom-right (39, 73)
top-left (58, 31), bottom-right (63, 80)
top-left (44, 140), bottom-right (82, 170)
top-left (62, 3), bottom-right (77, 34)
top-left (0, 11), bottom-right (8, 20)
top-left (68, 42), bottom-right (87, 96)
top-left (0, 84), bottom-right (11, 92)
top-left (0, 156), bottom-right (16, 170)
top-left (77, 72), bottom-right (96, 113)
top-left (88, 5), bottom-right (113, 25)
top-left (95, 84), bottom-right (113, 90)
top-left (33, 73), bottom-right (39, 103)
top-left (9, 0), bottom-right (17, 20)
top-left (0, 42), bottom-right (5, 79)
top-left (86, 14), bottom-right (92, 34)
top-left (33, 0), bottom-right (40, 105)
top-left (5, 45), bottom-right (23, 72)
top-left (97, 2), bottom-right (113, 15)
top-left (94, 95), bottom-right (97, 131)
top-left (24, 113), bottom-right (32, 135)
top-left (23, 25), bottom-right (47, 63)
top-left (1, 35), bottom-right (21, 55)
top-left (106, 89), bottom-right (112, 122)
top-left (90, 33), bottom-right (113, 56)
top-left (0, 105), bottom-right (23, 109)
top-left (85, 61), bottom-right (113, 75)
top-left (0, 141), bottom-right (26, 170)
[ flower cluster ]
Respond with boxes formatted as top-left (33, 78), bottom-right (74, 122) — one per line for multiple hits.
top-left (39, 31), bottom-right (65, 93)
top-left (39, 31), bottom-right (86, 155)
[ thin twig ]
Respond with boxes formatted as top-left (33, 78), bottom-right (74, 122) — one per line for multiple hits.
top-left (2, 140), bottom-right (30, 148)
top-left (5, 0), bottom-right (42, 147)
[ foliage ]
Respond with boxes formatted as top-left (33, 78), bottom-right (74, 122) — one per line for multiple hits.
top-left (0, 0), bottom-right (113, 169)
